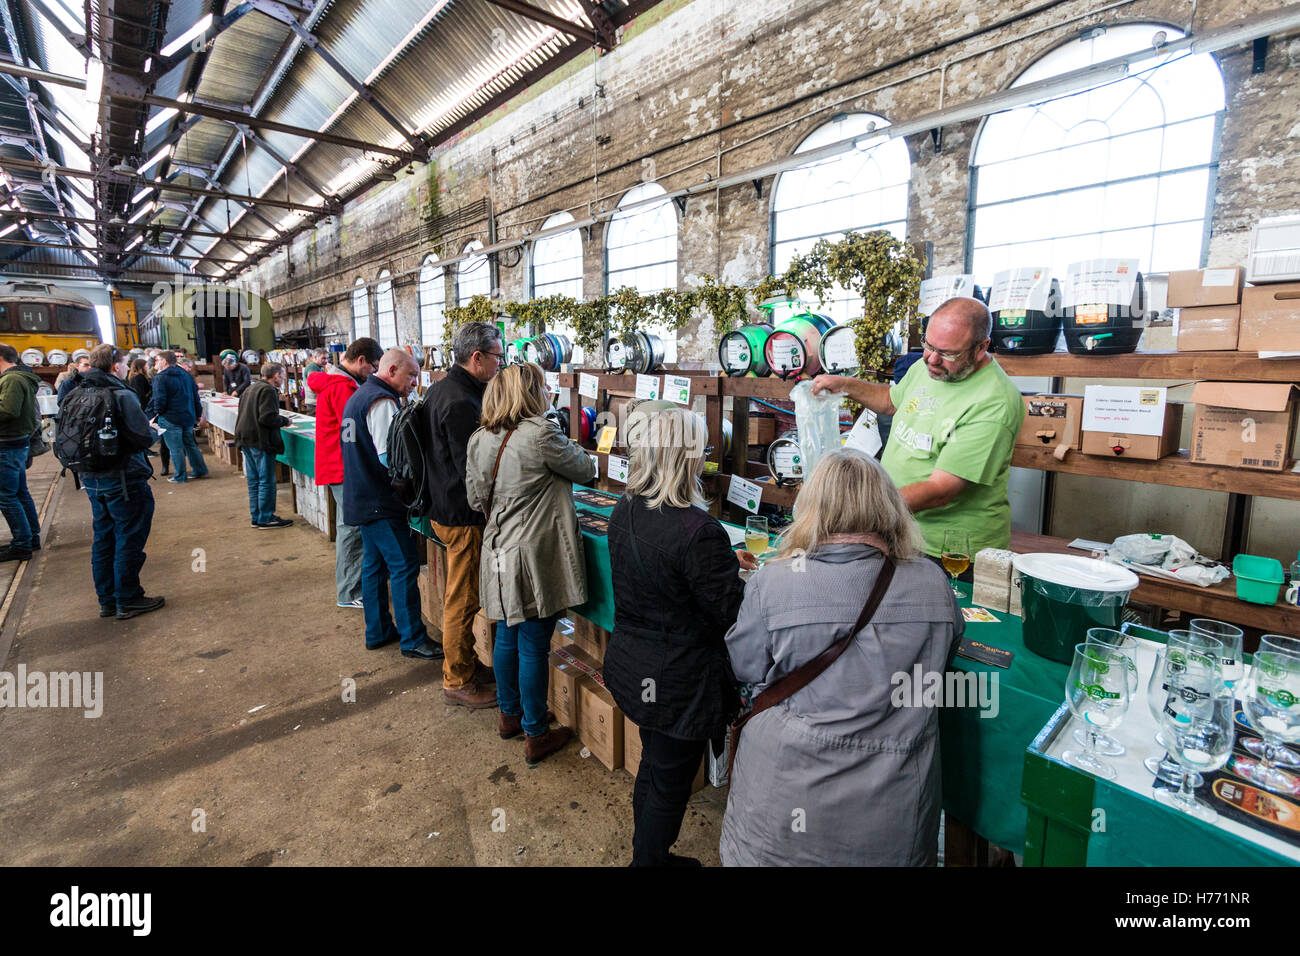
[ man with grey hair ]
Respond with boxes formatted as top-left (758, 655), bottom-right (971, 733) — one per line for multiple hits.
top-left (235, 361), bottom-right (293, 529)
top-left (421, 321), bottom-right (504, 707)
top-left (811, 296), bottom-right (1024, 559)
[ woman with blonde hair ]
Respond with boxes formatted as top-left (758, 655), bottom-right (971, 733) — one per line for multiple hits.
top-left (465, 362), bottom-right (597, 764)
top-left (720, 448), bottom-right (962, 866)
top-left (603, 406), bottom-right (758, 866)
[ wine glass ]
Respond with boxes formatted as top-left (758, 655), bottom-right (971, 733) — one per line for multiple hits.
top-left (1234, 649), bottom-right (1300, 796)
top-left (941, 530), bottom-right (971, 598)
top-left (1062, 643), bottom-right (1131, 780)
top-left (1143, 647), bottom-right (1189, 786)
top-left (744, 516), bottom-right (770, 560)
top-left (1143, 630), bottom-right (1222, 786)
top-left (1154, 667), bottom-right (1235, 822)
top-left (1189, 619), bottom-right (1244, 686)
top-left (1075, 628), bottom-right (1138, 756)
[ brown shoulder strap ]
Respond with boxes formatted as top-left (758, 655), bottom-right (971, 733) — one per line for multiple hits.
top-left (729, 555), bottom-right (896, 773)
top-left (483, 429), bottom-right (514, 522)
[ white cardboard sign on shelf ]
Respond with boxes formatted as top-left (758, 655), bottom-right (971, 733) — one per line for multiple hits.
top-left (726, 474), bottom-right (763, 514)
top-left (635, 374), bottom-right (661, 401)
top-left (419, 370), bottom-right (431, 388)
top-left (1063, 258), bottom-right (1139, 308)
top-left (919, 274), bottom-right (979, 316)
top-left (578, 373), bottom-right (599, 399)
top-left (1081, 385), bottom-right (1168, 437)
top-left (544, 371), bottom-right (560, 391)
top-left (989, 267), bottom-right (1053, 313)
top-left (842, 408), bottom-right (884, 457)
top-left (607, 454), bottom-right (629, 483)
top-left (665, 375), bottom-right (691, 405)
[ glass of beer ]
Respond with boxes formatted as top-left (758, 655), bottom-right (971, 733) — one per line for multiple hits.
top-left (941, 530), bottom-right (971, 597)
top-left (745, 516), bottom-right (770, 560)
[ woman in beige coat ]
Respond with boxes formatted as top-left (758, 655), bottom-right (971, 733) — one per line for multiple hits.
top-left (465, 362), bottom-right (598, 764)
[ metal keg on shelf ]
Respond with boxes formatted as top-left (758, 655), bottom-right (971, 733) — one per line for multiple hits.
top-left (505, 337), bottom-right (529, 365)
top-left (604, 330), bottom-right (664, 374)
top-left (1062, 258), bottom-right (1146, 355)
top-left (718, 323), bottom-right (774, 376)
top-left (766, 429), bottom-right (804, 485)
top-left (46, 348), bottom-right (70, 367)
top-left (522, 332), bottom-right (572, 371)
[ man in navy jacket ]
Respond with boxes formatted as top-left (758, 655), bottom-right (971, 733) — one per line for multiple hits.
top-left (145, 350), bottom-right (208, 483)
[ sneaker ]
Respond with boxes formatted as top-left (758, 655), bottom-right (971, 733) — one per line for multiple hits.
top-left (116, 595), bottom-right (165, 620)
top-left (337, 599), bottom-right (363, 608)
top-left (0, 545), bottom-right (33, 563)
top-left (99, 604), bottom-right (116, 618)
top-left (256, 517), bottom-right (293, 529)
top-left (167, 475), bottom-right (188, 483)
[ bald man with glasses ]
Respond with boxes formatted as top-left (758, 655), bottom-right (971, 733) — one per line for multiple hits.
top-left (812, 296), bottom-right (1025, 562)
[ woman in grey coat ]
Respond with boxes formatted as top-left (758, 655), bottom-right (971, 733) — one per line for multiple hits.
top-left (721, 449), bottom-right (962, 866)
top-left (466, 362), bottom-right (598, 764)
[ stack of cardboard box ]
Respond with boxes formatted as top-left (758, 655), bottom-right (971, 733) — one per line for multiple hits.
top-left (972, 548), bottom-right (1015, 613)
top-left (547, 641), bottom-right (624, 771)
top-left (1171, 267), bottom-right (1243, 351)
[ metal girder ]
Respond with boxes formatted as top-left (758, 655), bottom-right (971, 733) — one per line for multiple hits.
top-left (146, 2), bottom-right (258, 82)
top-left (251, 0), bottom-right (430, 154)
top-left (577, 1), bottom-right (619, 51)
top-left (234, 123), bottom-right (338, 207)
top-left (484, 0), bottom-right (598, 46)
top-left (25, 0), bottom-right (92, 55)
top-left (11, 211), bottom-right (272, 245)
top-left (0, 60), bottom-right (84, 88)
top-left (1, 236), bottom-right (248, 264)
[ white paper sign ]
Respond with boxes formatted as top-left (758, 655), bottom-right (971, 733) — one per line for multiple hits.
top-left (842, 408), bottom-right (884, 457)
top-left (725, 338), bottom-right (749, 369)
top-left (821, 327), bottom-right (858, 370)
top-left (1201, 268), bottom-right (1238, 288)
top-left (989, 267), bottom-right (1053, 313)
top-left (607, 454), bottom-right (629, 483)
top-left (726, 474), bottom-right (763, 514)
top-left (578, 373), bottom-right (599, 399)
top-left (420, 370), bottom-right (431, 388)
top-left (544, 371), bottom-right (560, 391)
top-left (771, 338), bottom-right (800, 372)
top-left (771, 445), bottom-right (802, 479)
top-left (919, 274), bottom-right (978, 317)
top-left (635, 374), bottom-right (661, 401)
top-left (665, 374), bottom-right (691, 405)
top-left (1082, 385), bottom-right (1168, 437)
top-left (1064, 259), bottom-right (1139, 308)
top-left (588, 454), bottom-right (599, 475)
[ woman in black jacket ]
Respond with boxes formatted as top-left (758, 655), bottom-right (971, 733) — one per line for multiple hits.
top-left (127, 359), bottom-right (166, 473)
top-left (603, 406), bottom-right (757, 867)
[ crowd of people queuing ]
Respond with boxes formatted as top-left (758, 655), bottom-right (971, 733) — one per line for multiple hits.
top-left (3, 296), bottom-right (1016, 866)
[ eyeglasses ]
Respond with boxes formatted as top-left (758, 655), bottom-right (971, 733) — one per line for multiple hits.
top-left (482, 350), bottom-right (506, 365)
top-left (921, 338), bottom-right (975, 363)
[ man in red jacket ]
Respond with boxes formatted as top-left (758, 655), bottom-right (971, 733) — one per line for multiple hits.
top-left (310, 338), bottom-right (383, 607)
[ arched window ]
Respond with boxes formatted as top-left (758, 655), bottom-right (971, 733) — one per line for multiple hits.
top-left (457, 240), bottom-right (491, 305)
top-left (771, 112), bottom-right (911, 324)
top-left (969, 23), bottom-right (1226, 278)
top-left (375, 270), bottom-right (397, 346)
top-left (605, 182), bottom-right (679, 360)
top-left (350, 278), bottom-right (368, 340)
top-left (532, 211), bottom-right (585, 361)
top-left (419, 256), bottom-right (446, 348)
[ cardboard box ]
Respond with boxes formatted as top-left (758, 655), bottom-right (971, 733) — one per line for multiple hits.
top-left (1189, 382), bottom-right (1298, 471)
top-left (577, 679), bottom-right (624, 771)
top-left (1240, 283), bottom-right (1300, 352)
top-left (547, 644), bottom-right (601, 730)
top-left (1016, 395), bottom-right (1083, 451)
top-left (622, 714), bottom-right (707, 791)
top-left (1167, 267), bottom-right (1243, 308)
top-left (1081, 401), bottom-right (1183, 461)
top-left (1176, 305), bottom-right (1241, 352)
top-left (473, 611), bottom-right (494, 667)
top-left (567, 612), bottom-right (609, 664)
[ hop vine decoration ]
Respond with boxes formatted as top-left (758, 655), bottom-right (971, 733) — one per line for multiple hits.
top-left (696, 274), bottom-right (749, 334)
top-left (829, 230), bottom-right (924, 383)
top-left (441, 294), bottom-right (497, 347)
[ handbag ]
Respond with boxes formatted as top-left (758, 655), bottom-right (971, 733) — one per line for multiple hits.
top-left (728, 555), bottom-right (896, 777)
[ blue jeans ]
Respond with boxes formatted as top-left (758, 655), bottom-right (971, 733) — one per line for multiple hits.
top-left (81, 475), bottom-right (154, 608)
top-left (0, 444), bottom-right (39, 549)
top-left (359, 518), bottom-right (429, 651)
top-left (157, 416), bottom-right (207, 480)
top-left (242, 447), bottom-right (277, 524)
top-left (495, 613), bottom-right (560, 737)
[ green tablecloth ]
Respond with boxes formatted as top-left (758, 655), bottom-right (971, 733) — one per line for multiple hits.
top-left (277, 424), bottom-right (316, 479)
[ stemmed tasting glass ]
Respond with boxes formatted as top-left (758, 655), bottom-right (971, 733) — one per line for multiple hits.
top-left (1143, 647), bottom-right (1188, 786)
top-left (1234, 649), bottom-right (1300, 796)
top-left (1075, 628), bottom-right (1138, 756)
top-left (1154, 666), bottom-right (1235, 822)
top-left (1142, 630), bottom-right (1223, 788)
top-left (1062, 643), bottom-right (1131, 781)
top-left (941, 530), bottom-right (971, 598)
top-left (1189, 619), bottom-right (1244, 686)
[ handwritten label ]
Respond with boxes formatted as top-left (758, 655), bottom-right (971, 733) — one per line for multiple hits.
top-left (608, 454), bottom-right (629, 483)
top-left (635, 374), bottom-right (660, 401)
top-left (1201, 268), bottom-right (1238, 288)
top-left (1082, 385), bottom-right (1168, 437)
top-left (821, 327), bottom-right (857, 370)
top-left (989, 267), bottom-right (1053, 313)
top-left (726, 474), bottom-right (763, 514)
top-left (578, 373), bottom-right (599, 399)
top-left (725, 338), bottom-right (749, 369)
top-left (665, 375), bottom-right (691, 405)
top-left (919, 274), bottom-right (978, 317)
top-left (1064, 258), bottom-right (1139, 308)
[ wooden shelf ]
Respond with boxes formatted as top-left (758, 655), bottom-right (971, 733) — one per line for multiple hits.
top-left (996, 350), bottom-right (1300, 383)
top-left (1011, 445), bottom-right (1300, 501)
top-left (1010, 532), bottom-right (1299, 635)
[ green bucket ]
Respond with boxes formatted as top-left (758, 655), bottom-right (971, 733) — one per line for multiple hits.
top-left (1013, 553), bottom-right (1139, 664)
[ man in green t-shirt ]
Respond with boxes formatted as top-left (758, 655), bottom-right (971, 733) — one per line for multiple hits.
top-left (812, 297), bottom-right (1025, 561)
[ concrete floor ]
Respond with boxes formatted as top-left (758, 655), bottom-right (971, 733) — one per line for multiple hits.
top-left (0, 446), bottom-right (727, 866)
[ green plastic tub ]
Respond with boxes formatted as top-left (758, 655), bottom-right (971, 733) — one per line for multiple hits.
top-left (1232, 554), bottom-right (1284, 605)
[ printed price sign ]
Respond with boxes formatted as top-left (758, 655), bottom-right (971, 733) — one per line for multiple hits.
top-left (1081, 385), bottom-right (1168, 436)
top-left (989, 267), bottom-right (1052, 313)
top-left (635, 374), bottom-right (661, 401)
top-left (1064, 258), bottom-right (1139, 308)
top-left (544, 371), bottom-right (560, 391)
top-left (726, 474), bottom-right (763, 514)
top-left (578, 373), bottom-right (599, 399)
top-left (608, 454), bottom-right (629, 483)
top-left (420, 370), bottom-right (431, 388)
top-left (665, 375), bottom-right (691, 405)
top-left (596, 425), bottom-right (618, 455)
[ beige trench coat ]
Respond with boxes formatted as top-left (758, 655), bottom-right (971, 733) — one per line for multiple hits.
top-left (465, 415), bottom-right (598, 626)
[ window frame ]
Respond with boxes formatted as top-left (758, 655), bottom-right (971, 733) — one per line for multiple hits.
top-left (456, 240), bottom-right (491, 306)
top-left (418, 256), bottom-right (447, 348)
top-left (350, 278), bottom-right (369, 341)
top-left (530, 211), bottom-right (585, 301)
top-left (375, 269), bottom-right (398, 346)
top-left (603, 182), bottom-right (679, 296)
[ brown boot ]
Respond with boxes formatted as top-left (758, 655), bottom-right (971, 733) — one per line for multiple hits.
top-left (524, 726), bottom-right (572, 764)
top-left (498, 710), bottom-right (555, 740)
top-left (444, 681), bottom-right (498, 710)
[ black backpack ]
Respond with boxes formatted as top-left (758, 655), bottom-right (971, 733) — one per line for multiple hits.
top-left (55, 386), bottom-right (128, 475)
top-left (386, 395), bottom-right (430, 515)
